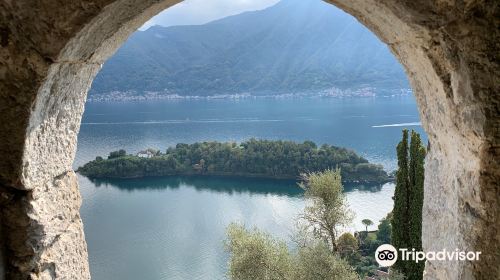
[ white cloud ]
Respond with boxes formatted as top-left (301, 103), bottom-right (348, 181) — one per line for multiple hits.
top-left (140, 0), bottom-right (280, 30)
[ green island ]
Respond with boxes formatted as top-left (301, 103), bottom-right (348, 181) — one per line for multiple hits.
top-left (77, 139), bottom-right (391, 183)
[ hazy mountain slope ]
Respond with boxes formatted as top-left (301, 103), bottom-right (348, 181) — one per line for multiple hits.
top-left (89, 0), bottom-right (408, 98)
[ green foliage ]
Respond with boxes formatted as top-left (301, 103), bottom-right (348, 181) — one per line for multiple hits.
top-left (392, 129), bottom-right (410, 269)
top-left (292, 242), bottom-right (359, 280)
top-left (108, 149), bottom-right (127, 159)
top-left (225, 223), bottom-right (292, 280)
top-left (78, 139), bottom-right (389, 183)
top-left (407, 131), bottom-right (426, 279)
top-left (338, 233), bottom-right (358, 259)
top-left (345, 212), bottom-right (397, 278)
top-left (376, 212), bottom-right (392, 244)
top-left (299, 169), bottom-right (354, 252)
top-left (224, 169), bottom-right (405, 280)
top-left (359, 235), bottom-right (381, 256)
top-left (351, 255), bottom-right (377, 277)
top-left (225, 223), bottom-right (359, 280)
top-left (350, 233), bottom-right (381, 277)
top-left (392, 130), bottom-right (425, 279)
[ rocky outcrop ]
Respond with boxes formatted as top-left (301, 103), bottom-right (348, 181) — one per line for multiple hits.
top-left (0, 0), bottom-right (498, 279)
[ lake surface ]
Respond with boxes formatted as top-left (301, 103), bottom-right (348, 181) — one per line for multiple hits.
top-left (76, 96), bottom-right (426, 280)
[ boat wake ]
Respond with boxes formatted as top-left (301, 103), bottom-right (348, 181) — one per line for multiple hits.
top-left (372, 122), bottom-right (421, 128)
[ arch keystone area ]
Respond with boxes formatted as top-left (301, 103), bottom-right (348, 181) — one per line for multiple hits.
top-left (0, 0), bottom-right (498, 279)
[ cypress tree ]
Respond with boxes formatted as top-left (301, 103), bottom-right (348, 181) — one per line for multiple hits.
top-left (391, 129), bottom-right (425, 279)
top-left (392, 129), bottom-right (410, 272)
top-left (408, 131), bottom-right (425, 279)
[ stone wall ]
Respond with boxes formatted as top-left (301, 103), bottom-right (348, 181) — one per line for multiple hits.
top-left (0, 221), bottom-right (5, 280)
top-left (0, 0), bottom-right (498, 279)
top-left (0, 1), bottom-right (181, 278)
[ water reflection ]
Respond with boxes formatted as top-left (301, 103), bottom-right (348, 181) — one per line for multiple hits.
top-left (86, 175), bottom-right (384, 196)
top-left (79, 175), bottom-right (393, 280)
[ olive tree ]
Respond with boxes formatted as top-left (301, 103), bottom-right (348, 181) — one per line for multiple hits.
top-left (299, 168), bottom-right (354, 253)
top-left (292, 241), bottom-right (359, 280)
top-left (225, 223), bottom-right (292, 280)
top-left (225, 223), bottom-right (359, 280)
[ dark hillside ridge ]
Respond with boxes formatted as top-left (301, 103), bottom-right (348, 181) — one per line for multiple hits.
top-left (89, 0), bottom-right (409, 99)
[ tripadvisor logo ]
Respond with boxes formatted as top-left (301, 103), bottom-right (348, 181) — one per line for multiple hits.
top-left (375, 244), bottom-right (482, 267)
top-left (375, 244), bottom-right (398, 267)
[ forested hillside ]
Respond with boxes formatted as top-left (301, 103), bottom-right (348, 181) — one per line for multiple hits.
top-left (89, 0), bottom-right (408, 99)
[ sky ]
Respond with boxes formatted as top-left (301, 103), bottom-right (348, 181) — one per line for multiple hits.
top-left (140, 0), bottom-right (280, 30)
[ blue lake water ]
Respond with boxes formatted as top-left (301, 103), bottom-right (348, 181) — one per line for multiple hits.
top-left (76, 96), bottom-right (426, 279)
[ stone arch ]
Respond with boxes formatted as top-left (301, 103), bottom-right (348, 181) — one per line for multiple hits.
top-left (0, 0), bottom-right (498, 279)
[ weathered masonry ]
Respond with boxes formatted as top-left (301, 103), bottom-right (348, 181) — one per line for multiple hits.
top-left (0, 0), bottom-right (498, 279)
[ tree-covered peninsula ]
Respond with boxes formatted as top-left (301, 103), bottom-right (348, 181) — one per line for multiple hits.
top-left (77, 139), bottom-right (390, 183)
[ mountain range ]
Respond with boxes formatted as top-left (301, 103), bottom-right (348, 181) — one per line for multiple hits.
top-left (89, 0), bottom-right (409, 100)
